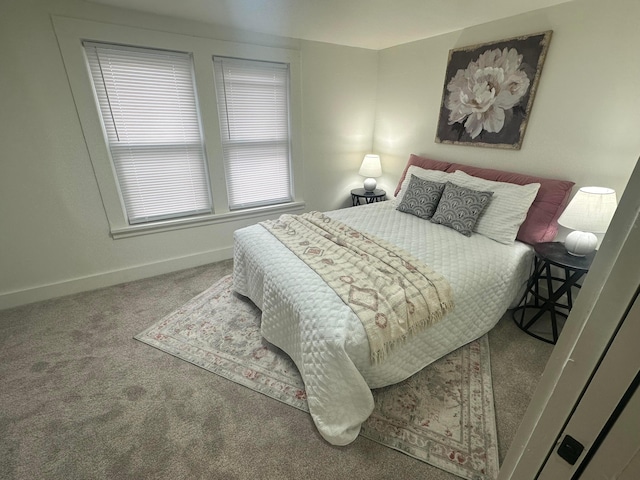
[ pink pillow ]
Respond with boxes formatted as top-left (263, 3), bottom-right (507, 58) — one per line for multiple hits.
top-left (447, 163), bottom-right (574, 244)
top-left (393, 154), bottom-right (452, 196)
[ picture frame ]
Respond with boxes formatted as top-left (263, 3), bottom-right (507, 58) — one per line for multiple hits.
top-left (435, 31), bottom-right (552, 150)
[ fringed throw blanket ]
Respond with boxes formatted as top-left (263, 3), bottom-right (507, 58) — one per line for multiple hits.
top-left (261, 212), bottom-right (454, 363)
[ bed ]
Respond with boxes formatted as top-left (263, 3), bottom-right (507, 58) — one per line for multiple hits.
top-left (233, 154), bottom-right (574, 445)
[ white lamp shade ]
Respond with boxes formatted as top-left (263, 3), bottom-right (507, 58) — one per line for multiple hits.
top-left (358, 154), bottom-right (382, 178)
top-left (557, 187), bottom-right (617, 233)
top-left (558, 186), bottom-right (617, 256)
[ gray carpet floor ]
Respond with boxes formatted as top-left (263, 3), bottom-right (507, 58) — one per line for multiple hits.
top-left (0, 260), bottom-right (553, 480)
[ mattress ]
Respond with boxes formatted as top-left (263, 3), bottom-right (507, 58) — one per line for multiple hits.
top-left (233, 201), bottom-right (533, 445)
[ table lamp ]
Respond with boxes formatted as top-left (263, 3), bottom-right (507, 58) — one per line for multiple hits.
top-left (359, 154), bottom-right (382, 192)
top-left (557, 186), bottom-right (617, 256)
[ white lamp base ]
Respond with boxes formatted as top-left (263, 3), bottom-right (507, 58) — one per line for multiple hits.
top-left (363, 178), bottom-right (377, 192)
top-left (564, 230), bottom-right (597, 256)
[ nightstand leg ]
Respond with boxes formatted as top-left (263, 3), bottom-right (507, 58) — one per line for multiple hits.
top-left (533, 257), bottom-right (543, 307)
top-left (522, 269), bottom-right (585, 340)
top-left (544, 263), bottom-right (559, 342)
top-left (565, 267), bottom-right (574, 310)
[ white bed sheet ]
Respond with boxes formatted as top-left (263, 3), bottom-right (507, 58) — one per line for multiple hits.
top-left (233, 201), bottom-right (533, 445)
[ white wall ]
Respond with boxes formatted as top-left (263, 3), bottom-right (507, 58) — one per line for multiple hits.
top-left (0, 0), bottom-right (378, 308)
top-left (374, 0), bottom-right (640, 202)
top-left (300, 41), bottom-right (378, 211)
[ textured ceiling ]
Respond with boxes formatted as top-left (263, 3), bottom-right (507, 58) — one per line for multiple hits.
top-left (86, 0), bottom-right (573, 50)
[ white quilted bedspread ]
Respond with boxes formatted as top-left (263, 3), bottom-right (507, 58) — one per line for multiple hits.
top-left (233, 201), bottom-right (533, 445)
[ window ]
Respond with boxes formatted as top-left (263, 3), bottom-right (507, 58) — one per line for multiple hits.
top-left (54, 16), bottom-right (303, 237)
top-left (84, 42), bottom-right (212, 224)
top-left (213, 57), bottom-right (293, 210)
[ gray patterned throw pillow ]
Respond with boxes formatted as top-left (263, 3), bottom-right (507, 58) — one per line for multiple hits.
top-left (396, 174), bottom-right (446, 219)
top-left (431, 182), bottom-right (493, 236)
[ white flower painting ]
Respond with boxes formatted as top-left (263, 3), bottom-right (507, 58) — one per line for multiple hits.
top-left (436, 32), bottom-right (552, 149)
top-left (446, 48), bottom-right (530, 139)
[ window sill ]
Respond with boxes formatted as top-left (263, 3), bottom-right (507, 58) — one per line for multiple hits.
top-left (110, 201), bottom-right (306, 239)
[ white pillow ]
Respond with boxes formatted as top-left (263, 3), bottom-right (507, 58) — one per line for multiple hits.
top-left (394, 166), bottom-right (455, 205)
top-left (448, 170), bottom-right (541, 244)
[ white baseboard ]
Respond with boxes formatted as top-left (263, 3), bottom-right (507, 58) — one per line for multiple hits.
top-left (0, 247), bottom-right (233, 311)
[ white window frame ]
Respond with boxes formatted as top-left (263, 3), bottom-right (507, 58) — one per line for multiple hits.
top-left (53, 16), bottom-right (304, 239)
top-left (84, 42), bottom-right (213, 225)
top-left (213, 57), bottom-right (294, 210)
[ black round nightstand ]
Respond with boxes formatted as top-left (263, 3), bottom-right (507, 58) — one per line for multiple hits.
top-left (351, 188), bottom-right (386, 206)
top-left (513, 242), bottom-right (596, 344)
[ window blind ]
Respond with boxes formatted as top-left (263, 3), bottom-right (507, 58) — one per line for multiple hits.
top-left (213, 57), bottom-right (293, 210)
top-left (84, 42), bottom-right (212, 224)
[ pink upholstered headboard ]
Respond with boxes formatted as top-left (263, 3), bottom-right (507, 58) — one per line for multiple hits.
top-left (394, 154), bottom-right (575, 245)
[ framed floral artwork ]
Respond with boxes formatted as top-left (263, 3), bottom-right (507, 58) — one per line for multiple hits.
top-left (435, 31), bottom-right (552, 150)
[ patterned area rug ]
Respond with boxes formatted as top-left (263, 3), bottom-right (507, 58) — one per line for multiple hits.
top-left (135, 275), bottom-right (499, 480)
